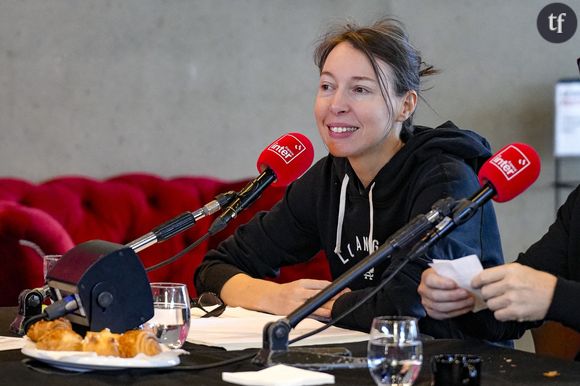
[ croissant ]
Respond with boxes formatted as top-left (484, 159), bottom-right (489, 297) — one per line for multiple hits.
top-left (35, 328), bottom-right (83, 351)
top-left (81, 329), bottom-right (121, 357)
top-left (118, 330), bottom-right (162, 358)
top-left (26, 318), bottom-right (72, 343)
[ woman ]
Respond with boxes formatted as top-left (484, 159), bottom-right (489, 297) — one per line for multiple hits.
top-left (195, 17), bottom-right (504, 338)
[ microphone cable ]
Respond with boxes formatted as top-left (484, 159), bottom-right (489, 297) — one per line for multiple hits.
top-left (22, 295), bottom-right (79, 333)
top-left (144, 231), bottom-right (211, 272)
top-left (163, 350), bottom-right (259, 371)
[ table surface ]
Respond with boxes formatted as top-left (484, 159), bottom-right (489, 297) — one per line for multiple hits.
top-left (2, 307), bottom-right (580, 385)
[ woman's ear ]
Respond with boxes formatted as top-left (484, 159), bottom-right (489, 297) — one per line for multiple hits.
top-left (396, 90), bottom-right (418, 122)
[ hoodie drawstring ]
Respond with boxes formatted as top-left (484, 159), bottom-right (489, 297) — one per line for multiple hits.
top-left (334, 175), bottom-right (349, 262)
top-left (334, 176), bottom-right (376, 261)
top-left (368, 182), bottom-right (376, 254)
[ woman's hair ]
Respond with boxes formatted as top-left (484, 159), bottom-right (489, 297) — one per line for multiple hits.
top-left (314, 17), bottom-right (438, 142)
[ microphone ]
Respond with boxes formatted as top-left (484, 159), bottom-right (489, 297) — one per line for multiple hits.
top-left (209, 133), bottom-right (314, 235)
top-left (255, 143), bottom-right (541, 366)
top-left (453, 143), bottom-right (541, 225)
top-left (478, 142), bottom-right (541, 202)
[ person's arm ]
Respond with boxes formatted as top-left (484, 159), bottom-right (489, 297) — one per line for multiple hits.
top-left (418, 187), bottom-right (580, 340)
top-left (219, 273), bottom-right (346, 318)
top-left (476, 185), bottom-right (580, 330)
top-left (195, 203), bottom-right (321, 312)
top-left (547, 278), bottom-right (580, 331)
top-left (194, 158), bottom-right (343, 317)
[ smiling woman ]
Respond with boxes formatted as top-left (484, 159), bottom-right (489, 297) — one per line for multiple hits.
top-left (314, 41), bottom-right (416, 188)
top-left (194, 17), bottom-right (507, 341)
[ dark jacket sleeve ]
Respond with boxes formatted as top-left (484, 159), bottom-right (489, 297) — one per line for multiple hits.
top-left (194, 164), bottom-right (323, 296)
top-left (331, 156), bottom-right (505, 337)
top-left (548, 279), bottom-right (580, 331)
top-left (521, 185), bottom-right (580, 331)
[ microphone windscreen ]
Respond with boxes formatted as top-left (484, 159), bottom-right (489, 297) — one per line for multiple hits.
top-left (257, 133), bottom-right (314, 187)
top-left (478, 143), bottom-right (541, 203)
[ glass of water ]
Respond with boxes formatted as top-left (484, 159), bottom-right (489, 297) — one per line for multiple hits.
top-left (367, 316), bottom-right (423, 386)
top-left (145, 282), bottom-right (191, 349)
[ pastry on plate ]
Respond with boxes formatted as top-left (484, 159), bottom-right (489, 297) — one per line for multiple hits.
top-left (35, 328), bottom-right (83, 351)
top-left (26, 318), bottom-right (73, 343)
top-left (118, 330), bottom-right (162, 358)
top-left (82, 328), bottom-right (121, 357)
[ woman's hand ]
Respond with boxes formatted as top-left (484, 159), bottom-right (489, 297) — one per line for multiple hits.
top-left (418, 268), bottom-right (475, 320)
top-left (273, 279), bottom-right (350, 318)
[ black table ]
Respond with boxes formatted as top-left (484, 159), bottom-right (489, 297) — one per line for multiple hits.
top-left (3, 307), bottom-right (580, 385)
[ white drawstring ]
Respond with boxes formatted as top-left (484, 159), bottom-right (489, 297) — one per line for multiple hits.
top-left (334, 175), bottom-right (377, 261)
top-left (334, 174), bottom-right (349, 262)
top-left (368, 182), bottom-right (376, 254)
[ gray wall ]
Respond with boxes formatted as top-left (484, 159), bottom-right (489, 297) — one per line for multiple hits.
top-left (1, 1), bottom-right (579, 296)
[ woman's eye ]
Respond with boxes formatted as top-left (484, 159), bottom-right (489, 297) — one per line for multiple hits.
top-left (353, 86), bottom-right (369, 94)
top-left (320, 83), bottom-right (332, 91)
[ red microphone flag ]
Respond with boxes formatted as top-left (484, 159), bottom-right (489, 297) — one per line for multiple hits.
top-left (478, 143), bottom-right (541, 203)
top-left (257, 132), bottom-right (314, 187)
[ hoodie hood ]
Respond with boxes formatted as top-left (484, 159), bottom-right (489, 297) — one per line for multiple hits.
top-left (330, 121), bottom-right (492, 200)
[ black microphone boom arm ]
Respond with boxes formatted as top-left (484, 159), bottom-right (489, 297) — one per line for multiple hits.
top-left (128, 191), bottom-right (236, 252)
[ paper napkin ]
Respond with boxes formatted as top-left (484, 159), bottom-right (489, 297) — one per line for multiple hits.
top-left (430, 254), bottom-right (488, 312)
top-left (222, 364), bottom-right (335, 386)
top-left (0, 336), bottom-right (25, 351)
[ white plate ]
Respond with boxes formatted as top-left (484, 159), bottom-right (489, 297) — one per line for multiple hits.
top-left (21, 341), bottom-right (187, 372)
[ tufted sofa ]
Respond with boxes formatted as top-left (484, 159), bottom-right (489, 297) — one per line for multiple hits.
top-left (0, 173), bottom-right (330, 306)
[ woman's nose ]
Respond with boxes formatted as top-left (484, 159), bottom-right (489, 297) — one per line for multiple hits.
top-left (329, 91), bottom-right (349, 114)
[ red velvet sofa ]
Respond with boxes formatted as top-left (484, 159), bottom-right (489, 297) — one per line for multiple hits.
top-left (0, 173), bottom-right (330, 306)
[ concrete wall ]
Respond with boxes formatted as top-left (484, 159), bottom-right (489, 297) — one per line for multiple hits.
top-left (1, 0), bottom-right (579, 351)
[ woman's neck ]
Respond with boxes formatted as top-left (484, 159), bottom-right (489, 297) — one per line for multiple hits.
top-left (349, 138), bottom-right (404, 189)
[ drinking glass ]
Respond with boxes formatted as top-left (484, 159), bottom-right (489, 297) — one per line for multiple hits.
top-left (43, 254), bottom-right (61, 282)
top-left (367, 316), bottom-right (423, 386)
top-left (145, 282), bottom-right (191, 349)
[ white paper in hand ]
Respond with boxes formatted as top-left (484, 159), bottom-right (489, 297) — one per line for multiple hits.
top-left (222, 364), bottom-right (335, 386)
top-left (429, 254), bottom-right (487, 312)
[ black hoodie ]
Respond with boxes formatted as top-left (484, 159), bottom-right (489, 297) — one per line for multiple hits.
top-left (195, 122), bottom-right (505, 339)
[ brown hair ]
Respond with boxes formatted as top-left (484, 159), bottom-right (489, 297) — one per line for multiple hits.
top-left (314, 17), bottom-right (438, 142)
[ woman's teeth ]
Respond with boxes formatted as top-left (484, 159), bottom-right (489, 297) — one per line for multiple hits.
top-left (330, 126), bottom-right (357, 133)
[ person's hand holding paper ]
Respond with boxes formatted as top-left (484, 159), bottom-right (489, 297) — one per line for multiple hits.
top-left (429, 254), bottom-right (488, 312)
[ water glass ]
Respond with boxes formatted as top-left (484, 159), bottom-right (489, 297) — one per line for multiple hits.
top-left (367, 316), bottom-right (423, 386)
top-left (43, 254), bottom-right (61, 282)
top-left (145, 282), bottom-right (191, 349)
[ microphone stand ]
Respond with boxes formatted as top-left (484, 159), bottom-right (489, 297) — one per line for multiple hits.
top-left (252, 198), bottom-right (457, 369)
